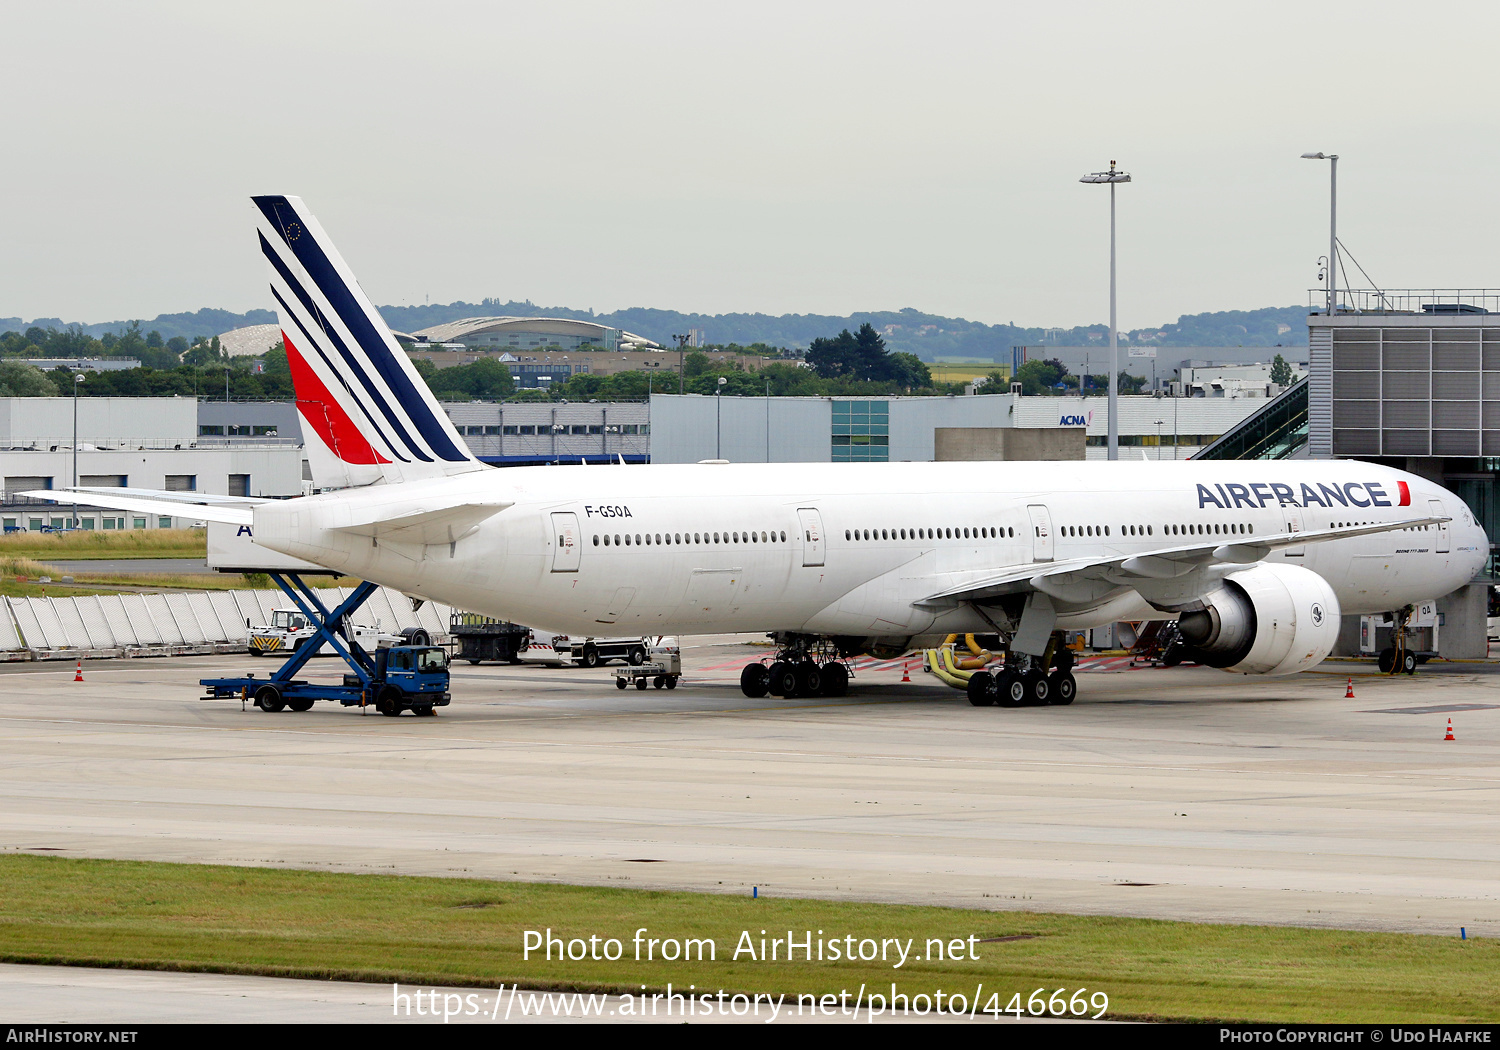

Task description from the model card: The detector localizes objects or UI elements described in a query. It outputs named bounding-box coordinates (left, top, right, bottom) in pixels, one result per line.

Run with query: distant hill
left=380, top=299, right=1312, bottom=359
left=2, top=301, right=1311, bottom=361
left=0, top=307, right=277, bottom=343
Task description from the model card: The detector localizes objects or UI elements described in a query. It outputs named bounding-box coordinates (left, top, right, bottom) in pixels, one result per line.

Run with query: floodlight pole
left=72, top=372, right=83, bottom=527
left=1328, top=156, right=1338, bottom=314
left=1301, top=152, right=1338, bottom=314
left=1080, top=162, right=1131, bottom=461
left=716, top=375, right=727, bottom=459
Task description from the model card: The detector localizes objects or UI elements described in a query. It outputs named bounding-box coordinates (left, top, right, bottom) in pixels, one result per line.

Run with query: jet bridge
left=1194, top=377, right=1309, bottom=461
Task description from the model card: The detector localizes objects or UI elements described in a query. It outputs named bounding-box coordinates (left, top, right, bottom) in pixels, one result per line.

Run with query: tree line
left=1, top=320, right=971, bottom=402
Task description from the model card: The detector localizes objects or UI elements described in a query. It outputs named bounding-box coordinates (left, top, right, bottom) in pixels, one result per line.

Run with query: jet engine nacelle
left=1176, top=564, right=1341, bottom=676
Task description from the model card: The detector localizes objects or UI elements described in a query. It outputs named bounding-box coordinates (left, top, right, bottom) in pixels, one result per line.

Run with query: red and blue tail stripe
left=252, top=195, right=481, bottom=487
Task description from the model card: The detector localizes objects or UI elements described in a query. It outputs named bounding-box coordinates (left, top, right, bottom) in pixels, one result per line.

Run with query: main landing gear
left=963, top=643, right=1076, bottom=708
left=740, top=641, right=851, bottom=699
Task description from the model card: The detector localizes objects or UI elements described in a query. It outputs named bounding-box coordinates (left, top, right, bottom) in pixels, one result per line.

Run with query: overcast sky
left=4, top=0, right=1499, bottom=330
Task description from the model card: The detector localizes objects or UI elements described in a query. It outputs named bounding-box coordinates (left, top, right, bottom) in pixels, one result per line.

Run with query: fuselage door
left=1026, top=504, right=1053, bottom=562
left=550, top=511, right=581, bottom=572
left=797, top=508, right=825, bottom=567
left=1282, top=503, right=1306, bottom=557
left=1429, top=499, right=1450, bottom=554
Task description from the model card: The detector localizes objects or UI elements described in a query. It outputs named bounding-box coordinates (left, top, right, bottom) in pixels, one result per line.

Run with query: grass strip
left=0, top=528, right=207, bottom=560
left=0, top=855, right=1493, bottom=1023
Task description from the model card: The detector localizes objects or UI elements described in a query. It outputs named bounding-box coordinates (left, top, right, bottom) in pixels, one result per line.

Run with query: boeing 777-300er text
left=31, top=196, right=1489, bottom=705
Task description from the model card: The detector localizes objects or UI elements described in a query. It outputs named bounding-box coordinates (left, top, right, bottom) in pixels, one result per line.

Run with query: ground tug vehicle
left=248, top=606, right=405, bottom=656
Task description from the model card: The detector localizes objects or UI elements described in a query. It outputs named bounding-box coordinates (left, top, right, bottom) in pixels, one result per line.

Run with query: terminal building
left=647, top=392, right=1264, bottom=464
left=0, top=397, right=303, bottom=531
left=1187, top=291, right=1499, bottom=656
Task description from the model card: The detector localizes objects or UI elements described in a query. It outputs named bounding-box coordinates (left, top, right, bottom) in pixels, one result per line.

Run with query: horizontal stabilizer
left=331, top=501, right=512, bottom=545
left=67, top=486, right=268, bottom=506
left=17, top=489, right=254, bottom=527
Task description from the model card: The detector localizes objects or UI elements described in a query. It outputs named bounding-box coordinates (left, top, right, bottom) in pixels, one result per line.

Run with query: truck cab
left=369, top=646, right=451, bottom=716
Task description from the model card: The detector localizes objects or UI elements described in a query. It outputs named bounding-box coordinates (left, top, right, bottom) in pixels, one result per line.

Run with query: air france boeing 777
left=34, top=196, right=1489, bottom=705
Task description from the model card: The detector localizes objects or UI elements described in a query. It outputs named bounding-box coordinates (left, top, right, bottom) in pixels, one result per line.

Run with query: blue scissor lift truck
left=201, top=574, right=450, bottom=717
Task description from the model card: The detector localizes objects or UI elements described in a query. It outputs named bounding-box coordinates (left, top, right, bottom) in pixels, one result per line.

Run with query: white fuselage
left=251, top=460, right=1488, bottom=644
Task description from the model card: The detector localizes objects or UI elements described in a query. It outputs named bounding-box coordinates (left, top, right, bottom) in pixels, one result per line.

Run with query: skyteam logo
left=1196, top=480, right=1411, bottom=510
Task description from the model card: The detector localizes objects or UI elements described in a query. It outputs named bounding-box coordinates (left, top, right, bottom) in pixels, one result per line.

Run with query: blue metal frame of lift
left=200, top=574, right=385, bottom=707
left=261, top=574, right=381, bottom=687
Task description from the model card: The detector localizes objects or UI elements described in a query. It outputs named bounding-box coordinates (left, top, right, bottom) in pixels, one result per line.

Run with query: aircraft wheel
left=819, top=661, right=849, bottom=697
left=767, top=661, right=796, bottom=697
left=1401, top=650, right=1417, bottom=675
left=615, top=677, right=627, bottom=690
left=467, top=658, right=482, bottom=665
left=796, top=662, right=823, bottom=697
left=966, top=671, right=994, bottom=707
left=1377, top=647, right=1395, bottom=673
left=254, top=684, right=284, bottom=712
left=996, top=671, right=1025, bottom=708
left=739, top=663, right=770, bottom=698
left=287, top=696, right=315, bottom=712
left=1049, top=672, right=1077, bottom=706
left=1024, top=669, right=1051, bottom=705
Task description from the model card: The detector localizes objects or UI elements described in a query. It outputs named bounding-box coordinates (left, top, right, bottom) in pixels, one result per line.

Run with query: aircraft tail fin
left=252, top=195, right=483, bottom=489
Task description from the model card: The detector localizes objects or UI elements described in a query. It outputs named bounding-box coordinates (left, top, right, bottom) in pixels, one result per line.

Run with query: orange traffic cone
left=1345, top=677, right=1355, bottom=699
left=74, top=658, right=83, bottom=683
left=901, top=660, right=912, bottom=683
left=1445, top=718, right=1455, bottom=742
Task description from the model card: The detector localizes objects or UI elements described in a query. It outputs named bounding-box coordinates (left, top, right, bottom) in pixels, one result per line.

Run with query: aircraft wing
left=16, top=488, right=256, bottom=526
left=920, top=515, right=1449, bottom=606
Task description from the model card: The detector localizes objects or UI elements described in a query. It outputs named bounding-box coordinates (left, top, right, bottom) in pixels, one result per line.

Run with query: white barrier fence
left=0, top=587, right=453, bottom=660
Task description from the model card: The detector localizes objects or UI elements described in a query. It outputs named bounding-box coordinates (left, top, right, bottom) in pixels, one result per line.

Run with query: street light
left=716, top=376, right=727, bottom=460
left=1080, top=161, right=1131, bottom=461
left=1301, top=152, right=1338, bottom=314
left=72, top=372, right=84, bottom=528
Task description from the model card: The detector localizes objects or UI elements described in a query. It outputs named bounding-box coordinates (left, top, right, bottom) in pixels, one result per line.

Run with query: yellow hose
left=925, top=644, right=972, bottom=690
